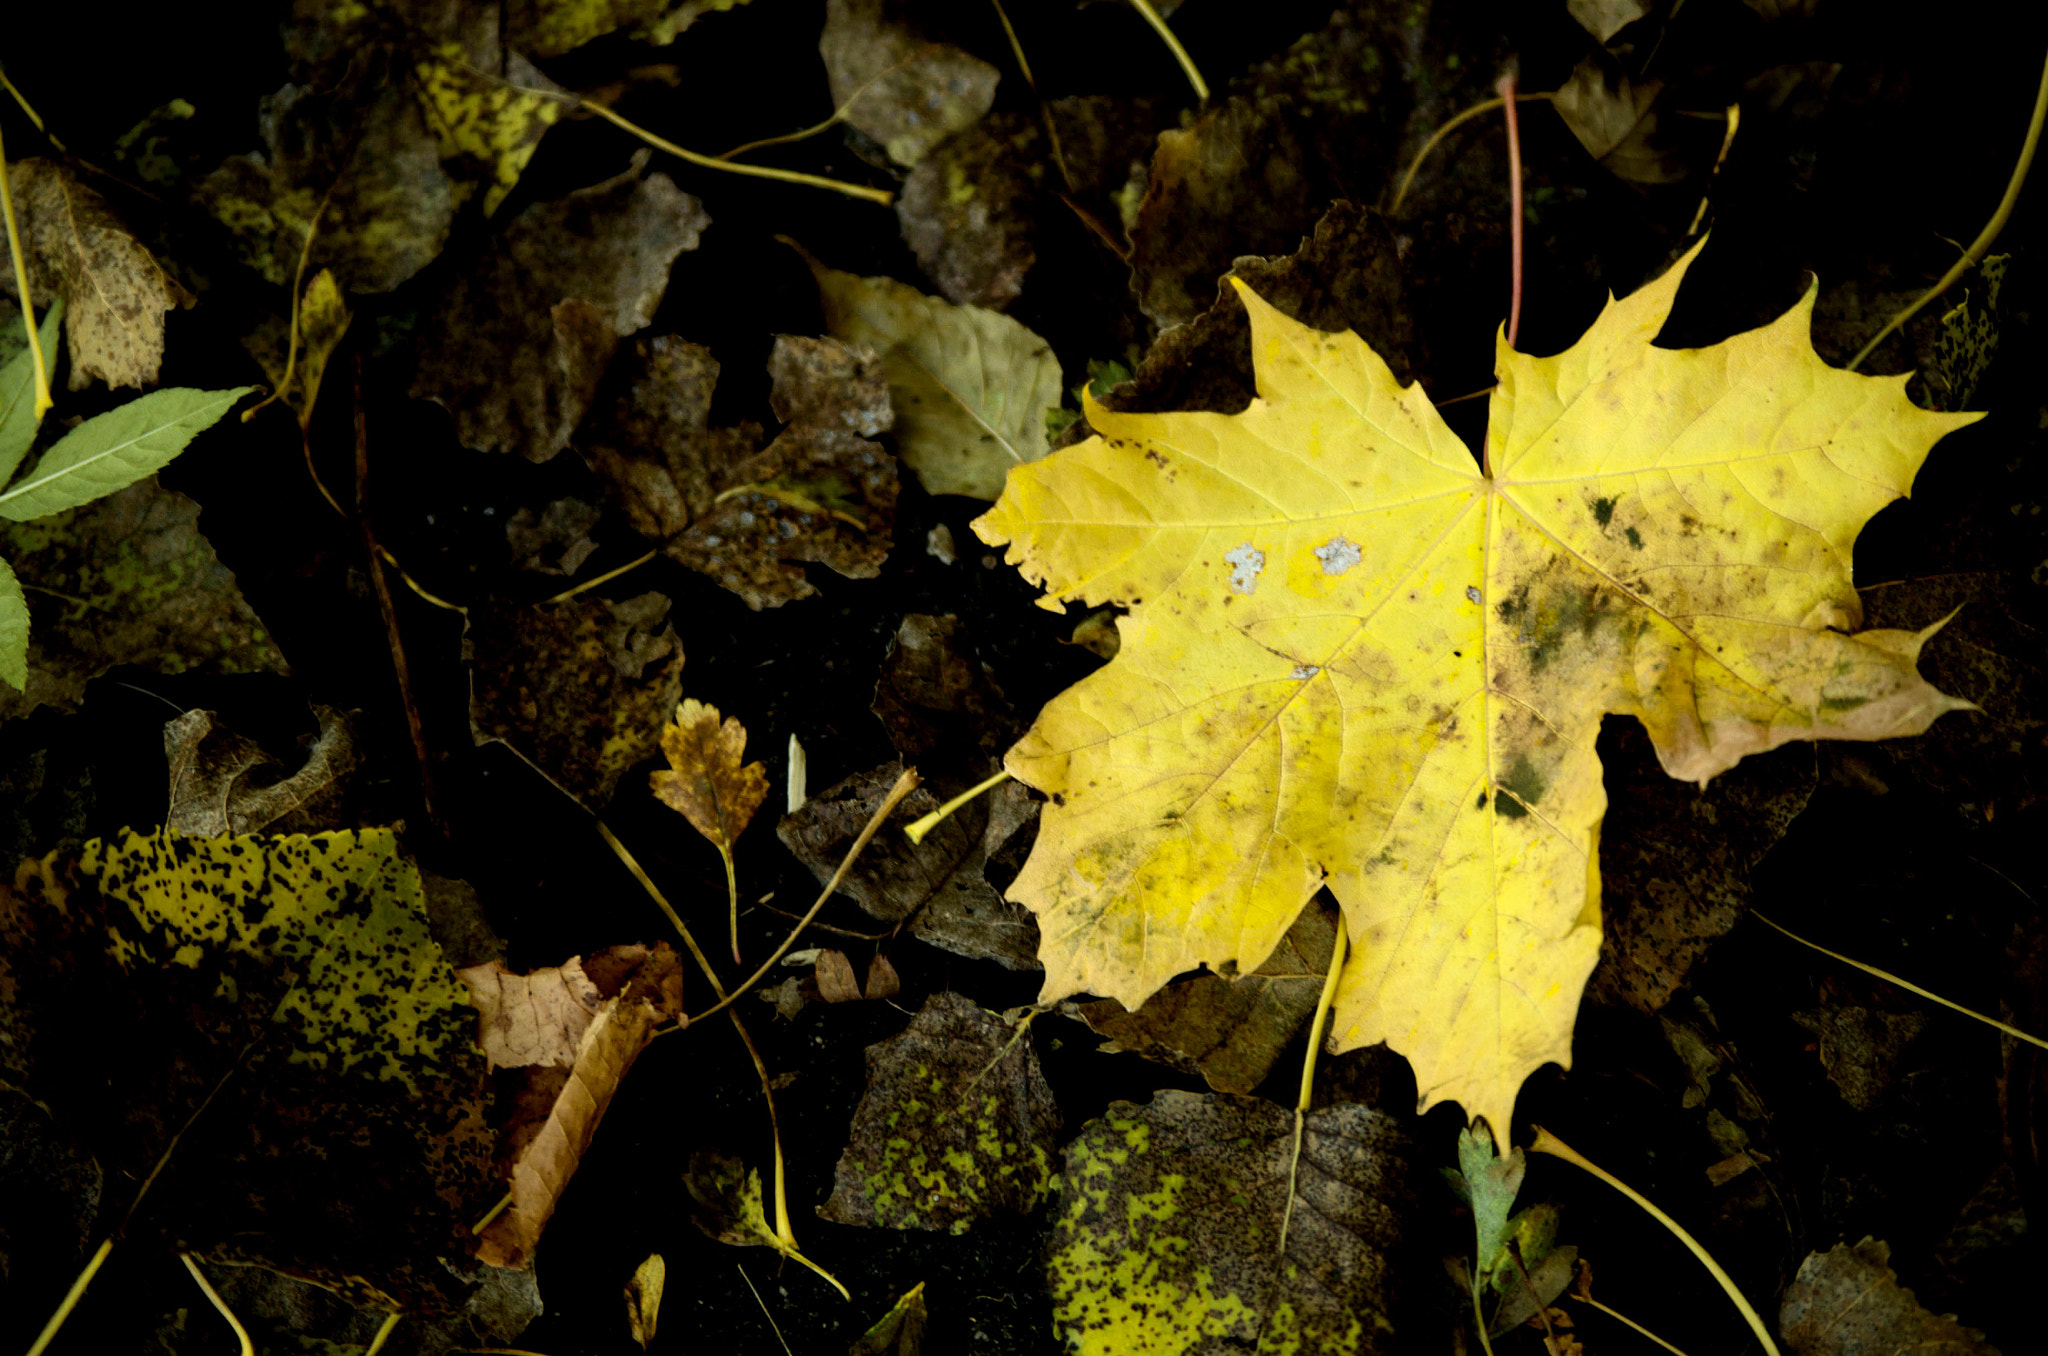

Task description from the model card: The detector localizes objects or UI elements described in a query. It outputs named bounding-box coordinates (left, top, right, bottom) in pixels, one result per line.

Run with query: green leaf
left=0, top=299, right=64, bottom=488
left=1459, top=1125, right=1525, bottom=1281
left=0, top=554, right=26, bottom=691
left=0, top=385, right=251, bottom=521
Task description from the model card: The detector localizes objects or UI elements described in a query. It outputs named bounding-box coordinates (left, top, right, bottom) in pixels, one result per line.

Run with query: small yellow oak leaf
left=974, top=240, right=1979, bottom=1135
left=651, top=699, right=768, bottom=852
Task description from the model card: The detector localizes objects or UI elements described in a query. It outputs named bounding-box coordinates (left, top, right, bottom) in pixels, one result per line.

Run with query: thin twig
left=1752, top=910, right=2048, bottom=1050
left=991, top=0, right=1077, bottom=195
left=1850, top=42, right=2048, bottom=370
left=737, top=1264, right=796, bottom=1356
left=685, top=767, right=920, bottom=1026
left=182, top=1256, right=256, bottom=1356
left=541, top=548, right=657, bottom=604
left=0, top=64, right=62, bottom=149
left=1128, top=0, right=1208, bottom=103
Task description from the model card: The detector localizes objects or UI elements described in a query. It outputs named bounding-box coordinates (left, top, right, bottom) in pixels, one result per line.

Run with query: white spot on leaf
left=1313, top=536, right=1363, bottom=575
left=1290, top=664, right=1321, bottom=679
left=1466, top=586, right=1482, bottom=604
left=1225, top=543, right=1265, bottom=594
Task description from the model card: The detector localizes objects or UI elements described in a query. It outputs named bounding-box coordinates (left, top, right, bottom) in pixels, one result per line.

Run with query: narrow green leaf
left=0, top=553, right=27, bottom=691
left=0, top=385, right=252, bottom=521
left=0, top=299, right=65, bottom=489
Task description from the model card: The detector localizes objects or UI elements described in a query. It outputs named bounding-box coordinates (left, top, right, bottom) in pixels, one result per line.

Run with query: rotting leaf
left=508, top=0, right=753, bottom=57
left=163, top=704, right=359, bottom=837
left=625, top=1252, right=665, bottom=1351
left=0, top=829, right=500, bottom=1309
left=769, top=334, right=893, bottom=438
left=1790, top=1004, right=1928, bottom=1111
left=651, top=699, right=770, bottom=857
left=1551, top=56, right=1687, bottom=186
left=850, top=1281, right=927, bottom=1356
left=0, top=159, right=195, bottom=390
left=242, top=268, right=354, bottom=431
left=778, top=762, right=1041, bottom=969
left=506, top=496, right=603, bottom=577
left=871, top=612, right=1018, bottom=774
left=684, top=1149, right=788, bottom=1249
left=0, top=477, right=286, bottom=722
left=975, top=241, right=1978, bottom=1134
left=411, top=40, right=567, bottom=216
left=810, top=260, right=1064, bottom=500
left=464, top=590, right=683, bottom=808
left=412, top=157, right=708, bottom=462
left=816, top=948, right=864, bottom=1003
left=1778, top=1237, right=1999, bottom=1355
left=1930, top=255, right=2007, bottom=412
left=1080, top=898, right=1339, bottom=1096
left=1049, top=1090, right=1417, bottom=1356
left=458, top=945, right=687, bottom=1269
left=820, top=0, right=999, bottom=168
left=895, top=111, right=1042, bottom=310
left=820, top=991, right=1059, bottom=1232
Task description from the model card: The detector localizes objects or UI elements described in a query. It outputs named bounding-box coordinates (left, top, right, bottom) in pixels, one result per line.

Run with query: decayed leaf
left=243, top=269, right=354, bottom=432
left=590, top=333, right=898, bottom=607
left=625, top=1252, right=665, bottom=1350
left=0, top=160, right=195, bottom=390
left=464, top=591, right=683, bottom=807
left=412, top=159, right=707, bottom=461
left=816, top=948, right=865, bottom=1002
left=1551, top=57, right=1686, bottom=185
left=1049, top=1091, right=1416, bottom=1355
left=163, top=705, right=359, bottom=837
left=778, top=762, right=1041, bottom=969
left=1930, top=256, right=2007, bottom=412
left=1567, top=0, right=1649, bottom=42
left=651, top=699, right=769, bottom=854
left=820, top=0, right=999, bottom=167
left=412, top=42, right=566, bottom=216
left=871, top=612, right=1018, bottom=773
left=1779, top=1238, right=1999, bottom=1355
left=0, top=477, right=287, bottom=721
left=850, top=1281, right=927, bottom=1356
left=896, top=111, right=1042, bottom=309
left=975, top=242, right=1978, bottom=1133
left=458, top=945, right=687, bottom=1269
left=1080, top=898, right=1339, bottom=1096
left=506, top=496, right=602, bottom=576
left=683, top=1149, right=787, bottom=1249
left=820, top=991, right=1059, bottom=1232
left=508, top=0, right=751, bottom=56
left=0, top=829, right=499, bottom=1308
left=811, top=261, right=1064, bottom=500
left=1790, top=1004, right=1928, bottom=1111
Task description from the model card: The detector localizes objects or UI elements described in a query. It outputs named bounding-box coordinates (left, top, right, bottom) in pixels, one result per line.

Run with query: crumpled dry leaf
left=464, top=590, right=684, bottom=808
left=0, top=829, right=499, bottom=1309
left=820, top=991, right=1059, bottom=1232
left=506, top=496, right=603, bottom=576
left=1779, top=1237, right=1999, bottom=1355
left=1125, top=3, right=1415, bottom=328
left=413, top=158, right=708, bottom=461
left=508, top=0, right=753, bottom=57
left=896, top=112, right=1042, bottom=309
left=459, top=945, right=688, bottom=1269
left=821, top=0, right=999, bottom=168
left=1791, top=1004, right=1929, bottom=1111
left=815, top=949, right=864, bottom=1003
left=1080, top=899, right=1339, bottom=1096
left=975, top=241, right=1977, bottom=1135
left=810, top=261, right=1063, bottom=499
left=1567, top=0, right=1649, bottom=42
left=625, top=1252, right=665, bottom=1351
left=651, top=698, right=769, bottom=855
left=778, top=762, right=1041, bottom=969
left=871, top=612, right=1017, bottom=774
left=163, top=704, right=359, bottom=837
left=0, top=159, right=195, bottom=390
left=0, top=477, right=287, bottom=724
left=1049, top=1091, right=1417, bottom=1355
left=592, top=333, right=898, bottom=607
left=1551, top=56, right=1687, bottom=185
left=411, top=39, right=566, bottom=216
left=683, top=1149, right=787, bottom=1249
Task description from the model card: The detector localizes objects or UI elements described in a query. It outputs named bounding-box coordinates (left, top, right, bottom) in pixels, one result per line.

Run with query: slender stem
left=1752, top=910, right=2048, bottom=1050
left=541, top=548, right=656, bottom=605
left=577, top=98, right=892, bottom=205
left=904, top=767, right=1011, bottom=844
left=242, top=194, right=330, bottom=423
left=990, top=0, right=1077, bottom=195
left=737, top=1264, right=798, bottom=1354
left=720, top=842, right=742, bottom=964
left=598, top=819, right=726, bottom=995
left=471, top=1189, right=516, bottom=1234
left=1128, top=0, right=1208, bottom=103
left=684, top=768, right=920, bottom=1026
left=1850, top=42, right=2048, bottom=370
left=0, top=124, right=53, bottom=419
left=363, top=1311, right=404, bottom=1356
left=1529, top=1126, right=1781, bottom=1356
left=1574, top=1291, right=1693, bottom=1356
left=1389, top=93, right=1555, bottom=217
left=1279, top=919, right=1349, bottom=1251
left=0, top=65, right=61, bottom=148
left=1497, top=74, right=1525, bottom=351
left=24, top=1238, right=113, bottom=1356
left=1471, top=1269, right=1498, bottom=1356
left=182, top=1255, right=256, bottom=1356
left=1687, top=103, right=1741, bottom=236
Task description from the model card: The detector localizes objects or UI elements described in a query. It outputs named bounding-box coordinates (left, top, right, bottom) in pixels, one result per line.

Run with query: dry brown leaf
left=1551, top=57, right=1686, bottom=185
left=625, top=1252, right=665, bottom=1351
left=459, top=945, right=687, bottom=1269
left=0, top=159, right=195, bottom=390
left=651, top=699, right=769, bottom=855
left=866, top=954, right=902, bottom=1002
left=768, top=334, right=893, bottom=437
left=163, top=705, right=359, bottom=837
left=816, top=949, right=864, bottom=1003
left=1779, top=1237, right=1999, bottom=1355
left=820, top=0, right=999, bottom=168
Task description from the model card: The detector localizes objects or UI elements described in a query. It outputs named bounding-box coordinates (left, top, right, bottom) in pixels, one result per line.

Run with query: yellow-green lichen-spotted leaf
left=413, top=43, right=566, bottom=215
left=974, top=239, right=1981, bottom=1135
left=1050, top=1091, right=1415, bottom=1356
left=820, top=991, right=1059, bottom=1233
left=70, top=828, right=475, bottom=1091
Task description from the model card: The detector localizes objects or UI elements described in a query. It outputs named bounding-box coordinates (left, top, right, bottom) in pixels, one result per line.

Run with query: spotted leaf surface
left=974, top=241, right=1979, bottom=1133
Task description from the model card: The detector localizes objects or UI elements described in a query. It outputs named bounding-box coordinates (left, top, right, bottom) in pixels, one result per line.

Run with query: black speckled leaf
left=0, top=829, right=500, bottom=1312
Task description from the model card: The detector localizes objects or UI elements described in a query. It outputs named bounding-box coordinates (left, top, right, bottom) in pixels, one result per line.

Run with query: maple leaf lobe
left=976, top=242, right=1978, bottom=1134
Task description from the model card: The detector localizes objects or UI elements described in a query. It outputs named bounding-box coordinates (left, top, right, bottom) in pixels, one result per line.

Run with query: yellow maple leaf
left=974, top=242, right=1978, bottom=1134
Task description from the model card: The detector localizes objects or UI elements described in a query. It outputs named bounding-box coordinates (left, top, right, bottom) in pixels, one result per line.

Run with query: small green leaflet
left=0, top=299, right=65, bottom=487
left=0, top=385, right=252, bottom=521
left=1457, top=1125, right=1525, bottom=1282
left=0, top=555, right=25, bottom=690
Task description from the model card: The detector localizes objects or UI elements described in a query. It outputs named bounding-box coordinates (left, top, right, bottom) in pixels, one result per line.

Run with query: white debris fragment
left=1313, top=536, right=1363, bottom=575
left=1225, top=542, right=1266, bottom=594
left=1290, top=664, right=1321, bottom=679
